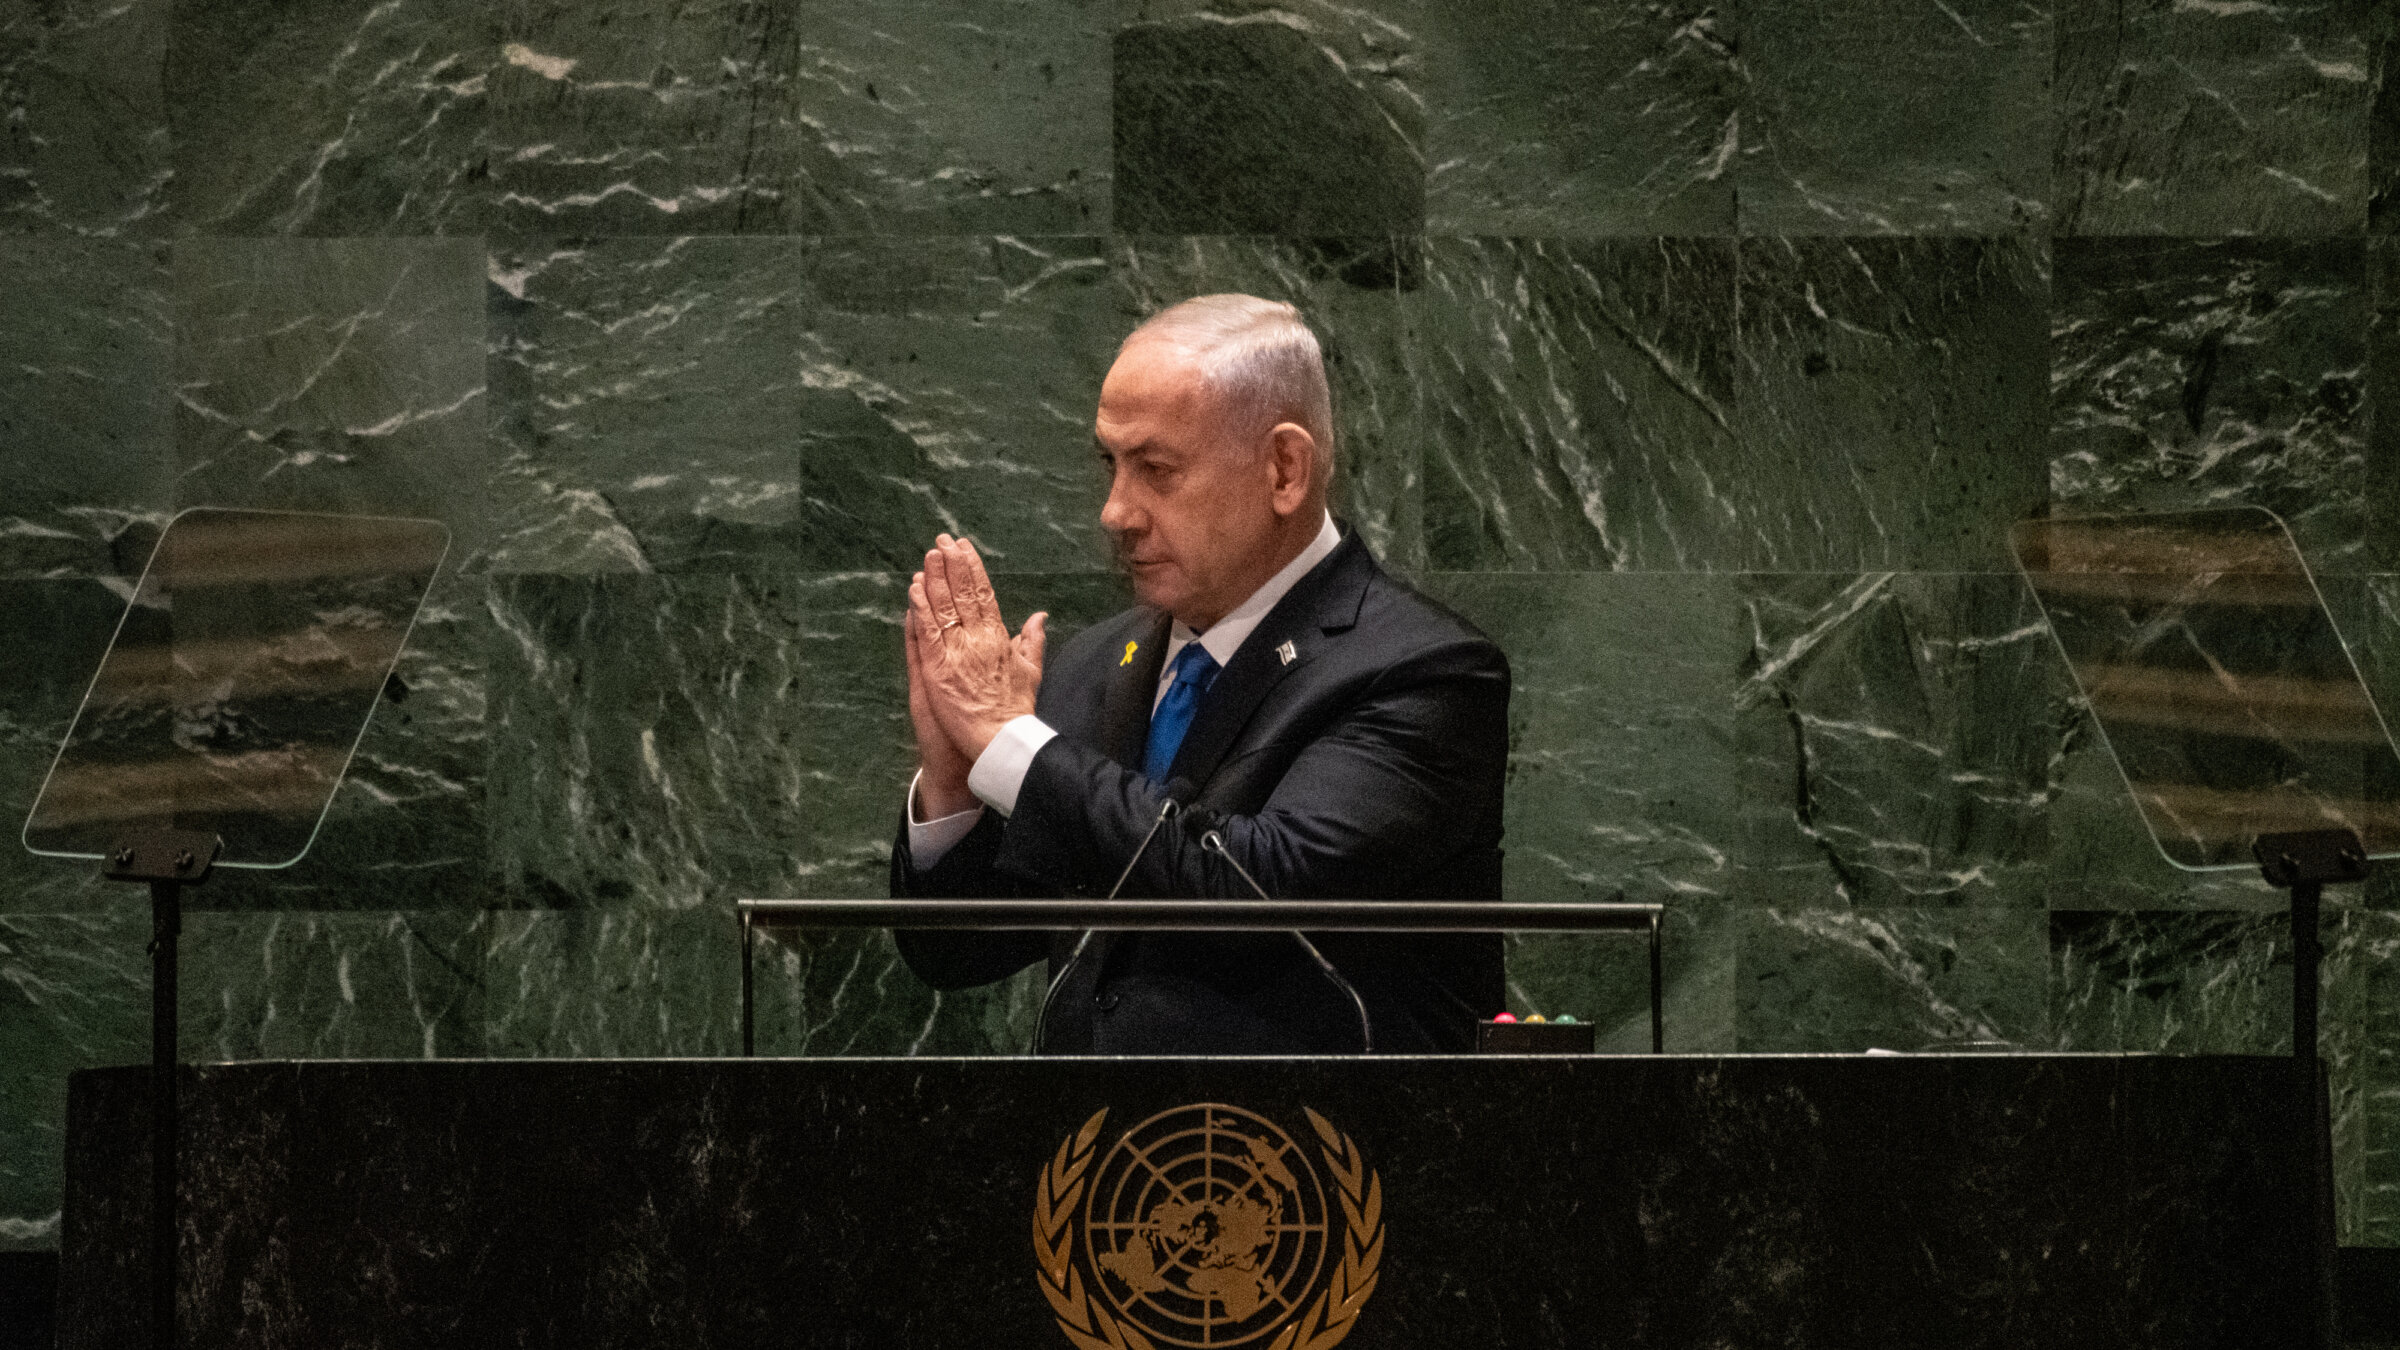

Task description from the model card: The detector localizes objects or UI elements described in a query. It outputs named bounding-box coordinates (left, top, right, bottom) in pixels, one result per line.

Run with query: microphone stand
left=1034, top=795, right=1181, bottom=1052
left=1202, top=830, right=1374, bottom=1054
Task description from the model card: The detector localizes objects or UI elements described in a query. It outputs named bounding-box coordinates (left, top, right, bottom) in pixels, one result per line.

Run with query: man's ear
left=1265, top=423, right=1315, bottom=516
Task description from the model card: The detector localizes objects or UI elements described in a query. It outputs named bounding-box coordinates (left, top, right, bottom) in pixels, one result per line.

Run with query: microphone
left=1035, top=781, right=1195, bottom=1053
left=1105, top=781, right=1195, bottom=899
left=1199, top=829, right=1374, bottom=1055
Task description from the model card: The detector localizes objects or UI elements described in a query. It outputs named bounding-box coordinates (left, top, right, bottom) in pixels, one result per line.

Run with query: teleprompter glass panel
left=2012, top=508, right=2400, bottom=871
left=22, top=508, right=448, bottom=869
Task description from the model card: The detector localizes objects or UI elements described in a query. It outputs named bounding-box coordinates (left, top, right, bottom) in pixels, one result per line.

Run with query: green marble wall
left=2, top=0, right=2396, bottom=1253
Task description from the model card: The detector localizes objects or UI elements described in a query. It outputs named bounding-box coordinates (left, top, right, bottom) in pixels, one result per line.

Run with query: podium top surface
left=738, top=897, right=1664, bottom=931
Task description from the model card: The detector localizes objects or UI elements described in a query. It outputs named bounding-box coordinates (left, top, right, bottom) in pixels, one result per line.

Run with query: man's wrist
left=966, top=714, right=1058, bottom=817
left=959, top=723, right=998, bottom=763
left=913, top=770, right=978, bottom=821
left=905, top=768, right=984, bottom=869
left=957, top=707, right=1034, bottom=763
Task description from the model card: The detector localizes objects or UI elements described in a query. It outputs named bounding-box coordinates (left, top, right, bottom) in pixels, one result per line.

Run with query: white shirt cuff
left=967, top=715, right=1058, bottom=818
left=905, top=768, right=984, bottom=869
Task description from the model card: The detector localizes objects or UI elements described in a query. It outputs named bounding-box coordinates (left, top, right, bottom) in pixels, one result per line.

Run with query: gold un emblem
left=1034, top=1103, right=1385, bottom=1350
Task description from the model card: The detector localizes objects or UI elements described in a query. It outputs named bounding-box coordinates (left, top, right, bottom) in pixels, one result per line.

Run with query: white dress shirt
left=906, top=511, right=1343, bottom=866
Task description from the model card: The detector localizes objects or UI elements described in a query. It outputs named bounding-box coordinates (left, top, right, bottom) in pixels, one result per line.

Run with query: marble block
left=177, top=910, right=484, bottom=1062
left=2371, top=241, right=2400, bottom=566
left=486, top=0, right=806, bottom=234
left=172, top=237, right=488, bottom=557
left=485, top=236, right=805, bottom=574
left=1408, top=0, right=1738, bottom=235
left=0, top=908, right=145, bottom=1253
left=166, top=0, right=492, bottom=235
left=2367, top=908, right=2400, bottom=1244
left=487, top=566, right=1137, bottom=912
left=2054, top=0, right=2373, bottom=235
left=0, top=580, right=151, bottom=915
left=0, top=239, right=171, bottom=579
left=2050, top=237, right=2368, bottom=573
left=1737, top=906, right=2051, bottom=1052
left=799, top=0, right=1113, bottom=234
left=1426, top=572, right=1739, bottom=907
left=2375, top=14, right=2398, bottom=233
left=1733, top=235, right=2048, bottom=571
left=2326, top=908, right=2397, bottom=1246
left=800, top=235, right=1118, bottom=572
left=0, top=0, right=169, bottom=235
left=2050, top=910, right=2295, bottom=1057
left=1411, top=237, right=1739, bottom=571
left=474, top=909, right=739, bottom=1057
left=750, top=927, right=1046, bottom=1057
left=1736, top=573, right=2068, bottom=909
left=181, top=908, right=738, bottom=1061
left=484, top=572, right=809, bottom=910
left=1113, top=0, right=1423, bottom=235
left=115, top=238, right=494, bottom=909
left=1737, top=0, right=2050, bottom=235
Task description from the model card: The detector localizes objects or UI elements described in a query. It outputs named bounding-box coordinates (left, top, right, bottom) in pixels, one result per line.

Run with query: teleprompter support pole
left=2253, top=828, right=2367, bottom=1350
left=1649, top=913, right=1664, bottom=1054
left=2295, top=874, right=2320, bottom=1068
left=149, top=876, right=178, bottom=1350
left=740, top=907, right=755, bottom=1058
left=104, top=830, right=219, bottom=1350
left=2253, top=830, right=2366, bottom=1072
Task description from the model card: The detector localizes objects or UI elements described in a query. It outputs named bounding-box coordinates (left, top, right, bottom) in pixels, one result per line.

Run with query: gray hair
left=1122, top=294, right=1336, bottom=483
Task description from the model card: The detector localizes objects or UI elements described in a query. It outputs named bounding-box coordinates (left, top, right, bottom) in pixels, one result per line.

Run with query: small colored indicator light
left=1554, top=1015, right=1578, bottom=1025
left=1525, top=1015, right=1547, bottom=1024
left=1492, top=1012, right=1517, bottom=1023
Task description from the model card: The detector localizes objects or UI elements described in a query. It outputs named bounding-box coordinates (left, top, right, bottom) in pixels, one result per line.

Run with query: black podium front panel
left=61, top=1056, right=2312, bottom=1348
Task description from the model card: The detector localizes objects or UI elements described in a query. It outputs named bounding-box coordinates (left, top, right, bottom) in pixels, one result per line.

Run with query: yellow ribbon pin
left=1120, top=640, right=1138, bottom=666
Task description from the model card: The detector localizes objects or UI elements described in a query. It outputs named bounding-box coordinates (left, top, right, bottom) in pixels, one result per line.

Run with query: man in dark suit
left=892, top=295, right=1509, bottom=1054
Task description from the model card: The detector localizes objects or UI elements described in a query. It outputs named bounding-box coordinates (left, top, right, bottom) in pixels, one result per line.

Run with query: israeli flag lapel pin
left=1275, top=639, right=1297, bottom=666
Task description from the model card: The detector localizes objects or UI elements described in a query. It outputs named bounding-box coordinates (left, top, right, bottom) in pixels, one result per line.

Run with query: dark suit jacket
left=890, top=528, right=1510, bottom=1054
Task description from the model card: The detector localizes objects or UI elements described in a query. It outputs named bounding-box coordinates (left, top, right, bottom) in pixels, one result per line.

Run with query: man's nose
left=1099, top=480, right=1141, bottom=535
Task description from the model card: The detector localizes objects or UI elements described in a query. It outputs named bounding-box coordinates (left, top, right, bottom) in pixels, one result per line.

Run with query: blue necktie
left=1142, top=642, right=1222, bottom=781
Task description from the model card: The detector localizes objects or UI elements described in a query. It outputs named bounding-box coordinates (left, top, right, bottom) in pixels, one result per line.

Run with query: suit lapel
left=1098, top=610, right=1171, bottom=770
left=1163, top=530, right=1376, bottom=789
